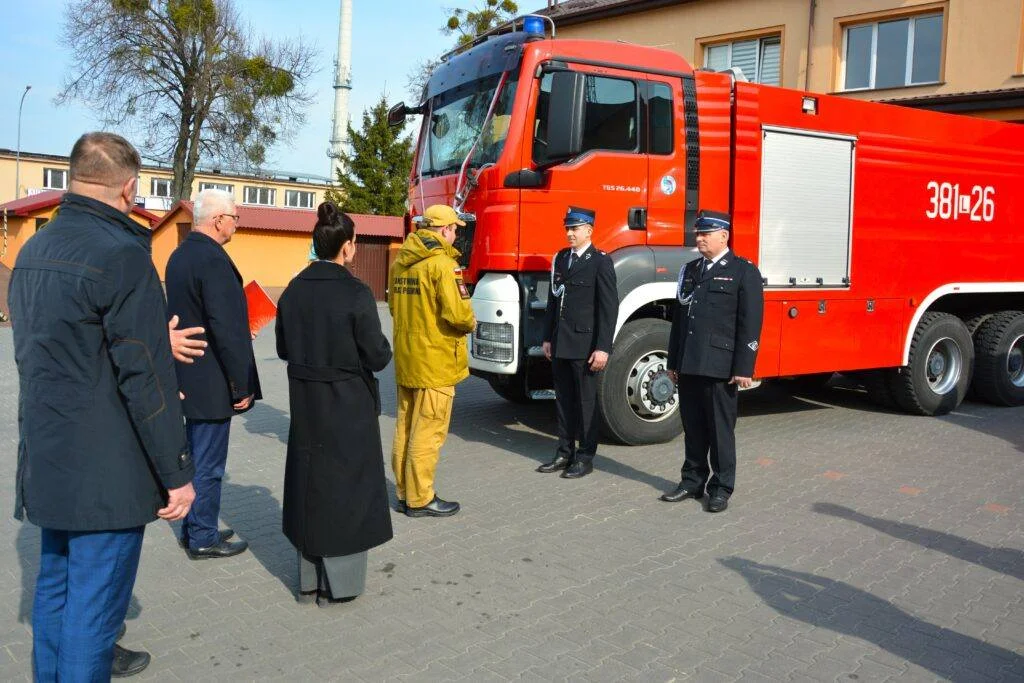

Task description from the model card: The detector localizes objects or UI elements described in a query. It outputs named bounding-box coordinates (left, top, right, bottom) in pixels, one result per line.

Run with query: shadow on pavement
left=218, top=481, right=294, bottom=592
left=720, top=557, right=1022, bottom=681
left=239, top=401, right=290, bottom=445
left=448, top=388, right=678, bottom=492
left=812, top=503, right=1024, bottom=581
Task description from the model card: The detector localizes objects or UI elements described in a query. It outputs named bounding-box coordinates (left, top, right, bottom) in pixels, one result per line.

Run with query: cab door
left=644, top=78, right=688, bottom=247
left=517, top=65, right=649, bottom=273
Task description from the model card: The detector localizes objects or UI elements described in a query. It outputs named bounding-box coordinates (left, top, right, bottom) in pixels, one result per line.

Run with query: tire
left=963, top=313, right=993, bottom=401
left=891, top=312, right=973, bottom=416
left=862, top=369, right=900, bottom=410
left=487, top=371, right=534, bottom=404
left=971, top=310, right=1024, bottom=406
left=597, top=319, right=682, bottom=445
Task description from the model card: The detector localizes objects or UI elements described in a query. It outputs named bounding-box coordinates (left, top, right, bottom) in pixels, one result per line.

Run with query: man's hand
left=588, top=350, right=609, bottom=371
left=233, top=395, right=253, bottom=411
left=667, top=370, right=678, bottom=384
left=168, top=315, right=206, bottom=364
left=158, top=482, right=195, bottom=521
left=730, top=376, right=755, bottom=389
left=542, top=341, right=552, bottom=360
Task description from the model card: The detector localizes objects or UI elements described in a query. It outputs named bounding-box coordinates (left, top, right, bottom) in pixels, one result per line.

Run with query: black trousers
left=552, top=357, right=600, bottom=462
left=678, top=374, right=738, bottom=497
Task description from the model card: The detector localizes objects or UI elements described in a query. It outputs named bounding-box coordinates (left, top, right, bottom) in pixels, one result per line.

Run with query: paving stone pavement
left=0, top=306, right=1021, bottom=682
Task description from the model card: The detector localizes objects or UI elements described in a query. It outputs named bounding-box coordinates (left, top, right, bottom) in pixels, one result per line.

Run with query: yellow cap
left=422, top=205, right=466, bottom=228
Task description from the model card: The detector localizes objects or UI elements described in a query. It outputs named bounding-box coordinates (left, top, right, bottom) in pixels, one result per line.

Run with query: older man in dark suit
left=538, top=206, right=619, bottom=479
left=166, top=188, right=261, bottom=559
left=661, top=210, right=764, bottom=513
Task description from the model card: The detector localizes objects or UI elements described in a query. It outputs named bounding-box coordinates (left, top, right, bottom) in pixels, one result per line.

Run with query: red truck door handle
left=628, top=207, right=647, bottom=230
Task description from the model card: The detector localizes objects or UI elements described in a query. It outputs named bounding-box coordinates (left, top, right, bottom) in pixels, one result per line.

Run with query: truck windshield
left=419, top=74, right=518, bottom=177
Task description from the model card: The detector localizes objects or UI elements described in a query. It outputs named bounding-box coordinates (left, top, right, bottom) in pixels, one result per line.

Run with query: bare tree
left=406, top=0, right=518, bottom=103
left=58, top=0, right=317, bottom=200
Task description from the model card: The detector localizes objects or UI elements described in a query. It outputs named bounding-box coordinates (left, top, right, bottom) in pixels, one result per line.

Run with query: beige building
left=0, top=148, right=333, bottom=215
left=540, top=0, right=1024, bottom=122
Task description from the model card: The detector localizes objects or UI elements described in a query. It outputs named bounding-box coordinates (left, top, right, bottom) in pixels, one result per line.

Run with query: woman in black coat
left=276, top=202, right=393, bottom=607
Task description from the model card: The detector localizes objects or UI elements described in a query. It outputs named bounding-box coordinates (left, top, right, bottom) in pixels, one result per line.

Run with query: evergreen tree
left=326, top=97, right=413, bottom=216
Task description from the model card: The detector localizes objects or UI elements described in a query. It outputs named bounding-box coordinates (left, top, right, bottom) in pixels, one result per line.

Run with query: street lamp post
left=15, top=85, right=32, bottom=199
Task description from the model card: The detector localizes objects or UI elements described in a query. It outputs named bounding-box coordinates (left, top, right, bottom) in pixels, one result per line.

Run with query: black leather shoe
left=317, top=595, right=358, bottom=608
left=659, top=484, right=704, bottom=502
left=537, top=455, right=571, bottom=473
left=405, top=496, right=460, bottom=517
left=296, top=590, right=318, bottom=605
left=111, top=644, right=150, bottom=678
left=395, top=499, right=406, bottom=513
left=186, top=539, right=249, bottom=560
left=706, top=495, right=729, bottom=513
left=178, top=528, right=234, bottom=549
left=561, top=460, right=593, bottom=479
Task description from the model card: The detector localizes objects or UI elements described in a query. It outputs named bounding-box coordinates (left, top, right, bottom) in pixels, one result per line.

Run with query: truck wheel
left=962, top=313, right=992, bottom=400
left=597, top=319, right=682, bottom=445
left=892, top=312, right=973, bottom=416
left=971, top=311, right=1024, bottom=406
left=862, top=369, right=899, bottom=410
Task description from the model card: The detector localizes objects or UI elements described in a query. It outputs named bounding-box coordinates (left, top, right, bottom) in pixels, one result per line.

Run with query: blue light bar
left=523, top=15, right=545, bottom=36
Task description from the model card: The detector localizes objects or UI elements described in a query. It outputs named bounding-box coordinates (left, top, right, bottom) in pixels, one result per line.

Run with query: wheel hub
left=924, top=337, right=962, bottom=395
left=625, top=352, right=677, bottom=421
left=1008, top=334, right=1024, bottom=388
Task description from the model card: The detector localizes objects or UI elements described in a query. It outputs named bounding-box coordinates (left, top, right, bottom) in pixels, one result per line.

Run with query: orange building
left=152, top=202, right=404, bottom=299
left=0, top=191, right=160, bottom=271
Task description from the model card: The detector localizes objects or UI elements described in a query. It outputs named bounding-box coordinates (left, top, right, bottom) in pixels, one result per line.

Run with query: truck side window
left=648, top=82, right=673, bottom=155
left=581, top=76, right=638, bottom=154
left=532, top=73, right=554, bottom=164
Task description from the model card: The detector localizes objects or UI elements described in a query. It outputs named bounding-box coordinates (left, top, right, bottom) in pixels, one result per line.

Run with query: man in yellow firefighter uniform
left=388, top=205, right=476, bottom=517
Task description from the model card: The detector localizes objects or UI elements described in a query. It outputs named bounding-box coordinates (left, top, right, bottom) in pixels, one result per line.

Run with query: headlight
left=475, top=322, right=514, bottom=343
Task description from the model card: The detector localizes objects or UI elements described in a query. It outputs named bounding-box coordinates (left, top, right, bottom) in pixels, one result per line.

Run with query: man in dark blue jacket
left=166, top=188, right=261, bottom=559
left=10, top=132, right=196, bottom=680
left=661, top=210, right=764, bottom=513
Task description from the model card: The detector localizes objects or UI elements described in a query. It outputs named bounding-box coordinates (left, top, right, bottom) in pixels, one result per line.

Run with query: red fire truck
left=389, top=17, right=1024, bottom=445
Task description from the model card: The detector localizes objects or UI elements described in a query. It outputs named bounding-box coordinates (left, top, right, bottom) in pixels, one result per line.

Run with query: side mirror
left=545, top=71, right=585, bottom=160
left=387, top=102, right=409, bottom=128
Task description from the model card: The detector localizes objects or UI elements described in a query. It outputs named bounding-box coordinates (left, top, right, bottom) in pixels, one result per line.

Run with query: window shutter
left=705, top=44, right=730, bottom=71
left=759, top=38, right=781, bottom=85
left=730, top=39, right=759, bottom=82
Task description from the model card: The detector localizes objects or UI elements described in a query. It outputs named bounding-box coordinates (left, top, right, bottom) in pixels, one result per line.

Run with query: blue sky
left=0, top=0, right=536, bottom=179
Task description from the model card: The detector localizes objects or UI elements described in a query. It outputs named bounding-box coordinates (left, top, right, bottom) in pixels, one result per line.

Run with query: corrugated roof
left=536, top=0, right=696, bottom=24
left=155, top=201, right=404, bottom=238
left=0, top=191, right=162, bottom=226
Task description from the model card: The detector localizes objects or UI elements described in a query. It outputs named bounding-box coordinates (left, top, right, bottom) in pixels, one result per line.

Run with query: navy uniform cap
left=564, top=206, right=596, bottom=227
left=694, top=209, right=731, bottom=233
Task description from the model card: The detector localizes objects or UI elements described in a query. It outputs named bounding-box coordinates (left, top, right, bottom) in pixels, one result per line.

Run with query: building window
left=842, top=12, right=943, bottom=90
left=199, top=182, right=233, bottom=193
left=243, top=186, right=276, bottom=206
left=151, top=177, right=172, bottom=197
left=43, top=168, right=67, bottom=190
left=704, top=35, right=781, bottom=86
left=285, top=190, right=315, bottom=208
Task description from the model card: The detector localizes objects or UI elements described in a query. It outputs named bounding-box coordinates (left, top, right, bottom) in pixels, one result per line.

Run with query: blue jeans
left=33, top=526, right=145, bottom=682
left=183, top=418, right=231, bottom=549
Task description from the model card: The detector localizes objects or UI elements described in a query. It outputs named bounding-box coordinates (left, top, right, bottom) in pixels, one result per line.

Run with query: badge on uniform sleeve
left=455, top=269, right=470, bottom=299
left=747, top=341, right=759, bottom=351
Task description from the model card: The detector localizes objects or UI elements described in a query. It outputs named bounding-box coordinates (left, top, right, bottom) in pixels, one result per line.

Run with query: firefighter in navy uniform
left=661, top=210, right=764, bottom=512
left=538, top=207, right=619, bottom=479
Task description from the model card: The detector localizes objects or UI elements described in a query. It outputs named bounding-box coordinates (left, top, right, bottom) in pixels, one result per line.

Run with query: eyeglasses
left=216, top=213, right=240, bottom=222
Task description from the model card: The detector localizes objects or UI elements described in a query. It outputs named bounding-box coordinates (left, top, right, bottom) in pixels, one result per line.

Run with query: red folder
left=244, top=280, right=277, bottom=334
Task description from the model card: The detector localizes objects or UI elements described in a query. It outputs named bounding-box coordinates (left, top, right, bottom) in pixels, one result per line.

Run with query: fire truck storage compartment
left=758, top=128, right=854, bottom=288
